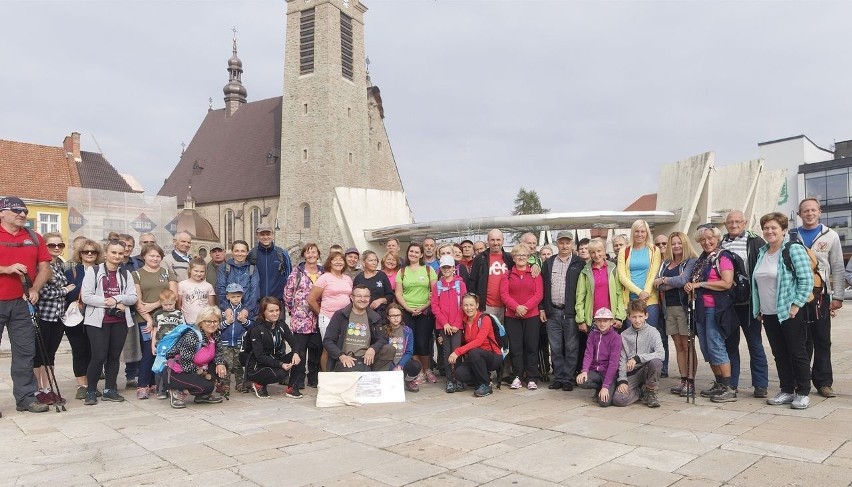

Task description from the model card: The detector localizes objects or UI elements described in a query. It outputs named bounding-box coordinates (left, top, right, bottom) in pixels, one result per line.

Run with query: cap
left=439, top=255, right=455, bottom=268
left=225, top=283, right=245, bottom=294
left=256, top=223, right=273, bottom=233
left=556, top=231, right=574, bottom=241
left=0, top=196, right=26, bottom=211
left=210, top=244, right=224, bottom=252
left=460, top=239, right=474, bottom=246
left=593, top=307, right=614, bottom=320
left=345, top=247, right=359, bottom=256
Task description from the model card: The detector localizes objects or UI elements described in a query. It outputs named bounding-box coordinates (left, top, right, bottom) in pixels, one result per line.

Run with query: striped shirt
left=722, top=233, right=749, bottom=275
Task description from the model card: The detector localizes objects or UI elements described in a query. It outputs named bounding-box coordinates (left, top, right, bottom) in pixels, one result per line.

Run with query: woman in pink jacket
left=500, top=244, right=543, bottom=390
left=430, top=255, right=467, bottom=393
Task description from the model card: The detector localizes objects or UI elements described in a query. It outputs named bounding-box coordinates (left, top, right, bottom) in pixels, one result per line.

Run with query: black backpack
left=713, top=249, right=749, bottom=305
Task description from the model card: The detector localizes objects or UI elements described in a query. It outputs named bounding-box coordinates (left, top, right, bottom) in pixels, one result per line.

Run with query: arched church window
left=224, top=209, right=235, bottom=248
left=249, top=206, right=261, bottom=247
left=303, top=204, right=311, bottom=229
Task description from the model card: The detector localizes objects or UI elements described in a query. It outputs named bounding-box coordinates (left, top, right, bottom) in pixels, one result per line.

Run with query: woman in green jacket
left=576, top=239, right=625, bottom=332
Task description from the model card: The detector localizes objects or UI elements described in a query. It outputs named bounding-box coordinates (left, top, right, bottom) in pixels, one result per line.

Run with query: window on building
left=823, top=210, right=852, bottom=244
left=302, top=204, right=311, bottom=229
left=224, top=209, right=235, bottom=248
left=300, top=8, right=315, bottom=75
left=38, top=213, right=60, bottom=235
left=805, top=168, right=852, bottom=206
left=340, top=12, right=353, bottom=80
left=249, top=206, right=261, bottom=247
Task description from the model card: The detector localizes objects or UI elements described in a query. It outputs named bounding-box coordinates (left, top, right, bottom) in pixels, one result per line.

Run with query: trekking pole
left=21, top=275, right=66, bottom=412
left=686, top=289, right=696, bottom=405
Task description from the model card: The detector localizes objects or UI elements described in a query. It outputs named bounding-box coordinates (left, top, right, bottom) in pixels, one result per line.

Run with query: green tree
left=510, top=187, right=549, bottom=243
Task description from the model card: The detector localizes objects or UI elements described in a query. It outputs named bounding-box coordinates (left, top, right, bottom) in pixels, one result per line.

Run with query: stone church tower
left=277, top=0, right=408, bottom=252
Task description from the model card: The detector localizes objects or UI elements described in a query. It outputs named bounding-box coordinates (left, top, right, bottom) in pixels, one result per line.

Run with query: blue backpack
left=477, top=313, right=508, bottom=358
left=152, top=324, right=203, bottom=373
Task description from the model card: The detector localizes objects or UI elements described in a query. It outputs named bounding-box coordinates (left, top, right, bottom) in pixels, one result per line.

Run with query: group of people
left=0, top=195, right=843, bottom=414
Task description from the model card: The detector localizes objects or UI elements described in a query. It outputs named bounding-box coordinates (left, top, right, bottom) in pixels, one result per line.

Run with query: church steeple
left=223, top=28, right=247, bottom=117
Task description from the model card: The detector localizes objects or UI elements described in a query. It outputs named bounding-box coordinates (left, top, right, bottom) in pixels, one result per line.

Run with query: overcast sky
left=3, top=0, right=851, bottom=223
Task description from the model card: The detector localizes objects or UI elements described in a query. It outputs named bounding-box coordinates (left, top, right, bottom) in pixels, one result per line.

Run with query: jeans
left=626, top=304, right=667, bottom=374
left=804, top=299, right=833, bottom=388
left=546, top=311, right=579, bottom=383
left=137, top=325, right=155, bottom=388
left=579, top=370, right=615, bottom=407
left=612, top=358, right=662, bottom=406
left=763, top=313, right=810, bottom=396
left=0, top=299, right=39, bottom=407
left=727, top=304, right=769, bottom=388
left=696, top=307, right=729, bottom=366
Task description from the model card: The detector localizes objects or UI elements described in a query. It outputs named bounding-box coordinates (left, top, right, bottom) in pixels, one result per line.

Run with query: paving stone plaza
left=1, top=314, right=851, bottom=486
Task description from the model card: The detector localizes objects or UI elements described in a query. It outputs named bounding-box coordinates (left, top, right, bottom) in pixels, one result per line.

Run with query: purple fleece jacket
left=581, top=326, right=622, bottom=389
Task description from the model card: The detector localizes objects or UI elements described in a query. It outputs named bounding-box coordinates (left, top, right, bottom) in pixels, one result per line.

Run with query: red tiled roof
left=623, top=193, right=657, bottom=211
left=0, top=139, right=81, bottom=202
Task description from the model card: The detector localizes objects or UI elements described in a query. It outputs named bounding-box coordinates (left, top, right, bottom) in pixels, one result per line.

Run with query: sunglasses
left=696, top=223, right=715, bottom=230
left=47, top=243, right=66, bottom=250
left=140, top=240, right=155, bottom=245
left=654, top=242, right=667, bottom=247
left=4, top=207, right=28, bottom=215
left=107, top=239, right=127, bottom=247
left=81, top=249, right=99, bottom=256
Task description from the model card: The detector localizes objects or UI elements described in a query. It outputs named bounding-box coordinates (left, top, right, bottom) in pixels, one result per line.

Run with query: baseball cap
left=210, top=244, right=224, bottom=252
left=345, top=247, right=359, bottom=256
left=439, top=255, right=455, bottom=268
left=556, top=231, right=574, bottom=241
left=460, top=239, right=474, bottom=246
left=256, top=223, right=273, bottom=233
left=0, top=196, right=26, bottom=211
left=225, top=283, right=245, bottom=294
left=593, top=307, right=614, bottom=320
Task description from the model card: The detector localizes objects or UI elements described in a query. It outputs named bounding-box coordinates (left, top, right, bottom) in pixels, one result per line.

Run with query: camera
left=105, top=307, right=125, bottom=318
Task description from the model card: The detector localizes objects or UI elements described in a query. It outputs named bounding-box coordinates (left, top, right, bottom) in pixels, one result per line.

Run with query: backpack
left=781, top=241, right=824, bottom=303
left=0, top=227, right=40, bottom=249
left=477, top=313, right=508, bottom=358
left=712, top=249, right=750, bottom=305
left=224, top=261, right=255, bottom=278
left=151, top=324, right=203, bottom=373
left=238, top=328, right=253, bottom=366
left=249, top=246, right=288, bottom=275
left=436, top=278, right=462, bottom=308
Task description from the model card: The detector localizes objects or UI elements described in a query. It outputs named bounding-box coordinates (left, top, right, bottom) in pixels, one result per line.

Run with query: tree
left=510, top=187, right=549, bottom=243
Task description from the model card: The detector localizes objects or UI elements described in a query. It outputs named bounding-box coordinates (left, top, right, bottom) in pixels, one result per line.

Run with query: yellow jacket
left=617, top=243, right=661, bottom=306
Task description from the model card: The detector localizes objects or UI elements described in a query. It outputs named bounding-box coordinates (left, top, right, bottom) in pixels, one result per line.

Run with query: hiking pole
left=21, top=275, right=66, bottom=412
left=686, top=289, right=696, bottom=405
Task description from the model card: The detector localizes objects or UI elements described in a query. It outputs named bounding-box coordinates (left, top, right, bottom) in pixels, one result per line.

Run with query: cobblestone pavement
left=1, top=314, right=851, bottom=486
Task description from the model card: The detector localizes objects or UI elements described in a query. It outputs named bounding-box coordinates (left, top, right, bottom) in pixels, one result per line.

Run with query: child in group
left=219, top=282, right=253, bottom=396
left=430, top=255, right=467, bottom=393
left=613, top=299, right=665, bottom=408
left=178, top=257, right=216, bottom=325
left=576, top=307, right=622, bottom=407
left=151, top=289, right=185, bottom=399
left=383, top=303, right=421, bottom=392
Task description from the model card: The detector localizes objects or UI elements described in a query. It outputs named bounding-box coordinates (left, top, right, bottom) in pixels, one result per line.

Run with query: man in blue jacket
left=250, top=223, right=292, bottom=301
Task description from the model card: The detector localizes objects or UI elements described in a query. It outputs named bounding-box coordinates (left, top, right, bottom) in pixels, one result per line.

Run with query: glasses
left=696, top=223, right=715, bottom=230
left=387, top=313, right=403, bottom=318
left=47, top=243, right=66, bottom=250
left=81, top=249, right=99, bottom=255
left=107, top=239, right=127, bottom=247
left=198, top=319, right=218, bottom=325
left=5, top=207, right=28, bottom=215
left=726, top=220, right=745, bottom=225
left=654, top=242, right=667, bottom=247
left=140, top=240, right=155, bottom=245
left=514, top=253, right=529, bottom=258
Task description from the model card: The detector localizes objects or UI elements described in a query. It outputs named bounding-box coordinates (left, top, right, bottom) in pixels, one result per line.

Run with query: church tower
left=278, top=0, right=408, bottom=252
left=223, top=33, right=247, bottom=117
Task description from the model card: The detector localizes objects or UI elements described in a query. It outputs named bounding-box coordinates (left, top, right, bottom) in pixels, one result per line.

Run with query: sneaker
left=710, top=386, right=737, bottom=403
left=753, top=386, right=768, bottom=398
left=562, top=382, right=574, bottom=391
left=36, top=391, right=54, bottom=405
left=700, top=381, right=725, bottom=397
left=83, top=391, right=98, bottom=406
left=791, top=394, right=811, bottom=410
left=527, top=381, right=538, bottom=390
left=670, top=380, right=687, bottom=395
left=48, top=391, right=63, bottom=404
left=766, top=391, right=795, bottom=405
left=455, top=381, right=466, bottom=392
left=75, top=385, right=88, bottom=400
left=510, top=377, right=522, bottom=389
left=818, top=386, right=837, bottom=398
left=156, top=390, right=169, bottom=400
left=414, top=372, right=426, bottom=385
left=194, top=394, right=224, bottom=404
left=474, top=384, right=493, bottom=397
left=405, top=380, right=420, bottom=392
left=548, top=381, right=565, bottom=390
left=445, top=381, right=456, bottom=393
left=253, top=383, right=269, bottom=398
left=680, top=383, right=695, bottom=398
left=424, top=370, right=438, bottom=383
left=16, top=401, right=49, bottom=413
left=643, top=390, right=660, bottom=408
left=101, top=390, right=126, bottom=402
left=285, top=386, right=304, bottom=399
left=125, top=378, right=138, bottom=389
left=136, top=387, right=149, bottom=400
left=169, top=390, right=186, bottom=409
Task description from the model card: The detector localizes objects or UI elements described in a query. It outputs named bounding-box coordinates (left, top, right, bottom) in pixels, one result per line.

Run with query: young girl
left=430, top=255, right=467, bottom=393
left=383, top=303, right=421, bottom=392
left=178, top=257, right=216, bottom=325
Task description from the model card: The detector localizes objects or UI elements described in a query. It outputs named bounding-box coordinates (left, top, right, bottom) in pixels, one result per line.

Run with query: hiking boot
left=818, top=386, right=837, bottom=398
left=169, top=390, right=186, bottom=409
left=36, top=391, right=54, bottom=405
left=194, top=394, right=224, bottom=404
left=474, top=384, right=493, bottom=397
left=670, top=380, right=687, bottom=395
left=136, top=387, right=149, bottom=400
left=83, top=391, right=98, bottom=406
left=424, top=370, right=438, bottom=383
left=643, top=390, right=660, bottom=408
left=791, top=394, right=811, bottom=410
left=527, top=381, right=538, bottom=390
left=753, top=386, right=768, bottom=398
left=285, top=386, right=304, bottom=399
left=75, top=385, right=88, bottom=400
left=125, top=378, right=138, bottom=389
left=510, top=377, right=522, bottom=389
left=101, top=390, right=126, bottom=402
left=700, top=381, right=725, bottom=397
left=710, top=385, right=737, bottom=403
left=16, top=401, right=49, bottom=413
left=562, top=382, right=574, bottom=391
left=253, top=383, right=269, bottom=398
left=766, top=391, right=795, bottom=405
left=548, top=381, right=565, bottom=390
left=405, top=380, right=420, bottom=392
left=680, top=383, right=695, bottom=398
left=445, top=381, right=456, bottom=393
left=455, top=381, right=465, bottom=392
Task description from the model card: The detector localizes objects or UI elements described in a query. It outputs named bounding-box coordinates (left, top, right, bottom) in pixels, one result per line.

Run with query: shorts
left=665, top=305, right=689, bottom=336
